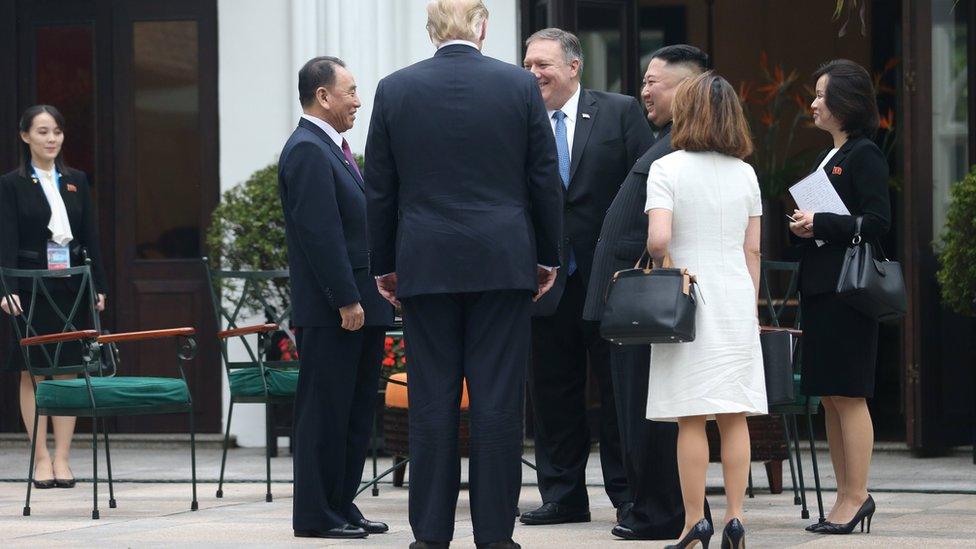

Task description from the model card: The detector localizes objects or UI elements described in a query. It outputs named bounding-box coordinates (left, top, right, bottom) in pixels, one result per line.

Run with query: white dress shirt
left=438, top=39, right=480, bottom=50
left=300, top=113, right=343, bottom=148
left=33, top=164, right=73, bottom=246
left=547, top=84, right=582, bottom=156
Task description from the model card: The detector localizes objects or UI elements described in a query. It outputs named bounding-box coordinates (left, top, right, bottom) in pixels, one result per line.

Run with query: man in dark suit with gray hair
left=365, top=1, right=563, bottom=547
left=520, top=27, right=653, bottom=528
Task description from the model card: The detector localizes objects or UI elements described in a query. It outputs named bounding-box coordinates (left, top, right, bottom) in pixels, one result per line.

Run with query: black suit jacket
left=792, top=136, right=891, bottom=296
left=533, top=89, right=653, bottom=315
left=582, top=125, right=673, bottom=321
left=278, top=118, right=392, bottom=327
left=364, top=44, right=563, bottom=298
left=0, top=167, right=107, bottom=293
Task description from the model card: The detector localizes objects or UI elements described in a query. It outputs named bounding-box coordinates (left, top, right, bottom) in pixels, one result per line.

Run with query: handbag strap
left=633, top=251, right=674, bottom=271
left=851, top=216, right=891, bottom=261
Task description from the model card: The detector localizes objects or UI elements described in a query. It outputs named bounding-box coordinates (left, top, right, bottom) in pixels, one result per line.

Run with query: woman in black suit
left=789, top=60, right=889, bottom=535
left=0, top=105, right=107, bottom=489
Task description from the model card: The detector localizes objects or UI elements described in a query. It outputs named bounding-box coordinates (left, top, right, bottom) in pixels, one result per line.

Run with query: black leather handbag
left=835, top=217, right=907, bottom=322
left=760, top=329, right=796, bottom=406
left=599, top=255, right=698, bottom=345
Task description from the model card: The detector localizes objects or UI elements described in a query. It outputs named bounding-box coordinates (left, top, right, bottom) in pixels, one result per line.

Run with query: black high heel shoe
left=804, top=520, right=828, bottom=532
left=818, top=495, right=875, bottom=535
left=32, top=478, right=56, bottom=489
left=721, top=518, right=745, bottom=549
left=665, top=518, right=713, bottom=549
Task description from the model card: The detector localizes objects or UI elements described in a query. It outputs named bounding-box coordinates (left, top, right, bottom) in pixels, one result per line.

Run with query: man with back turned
left=364, top=1, right=563, bottom=547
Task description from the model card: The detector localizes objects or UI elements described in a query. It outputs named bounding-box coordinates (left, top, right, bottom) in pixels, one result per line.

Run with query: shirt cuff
left=374, top=272, right=395, bottom=280
left=538, top=264, right=557, bottom=272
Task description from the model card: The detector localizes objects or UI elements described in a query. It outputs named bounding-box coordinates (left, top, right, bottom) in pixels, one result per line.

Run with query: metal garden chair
left=759, top=260, right=825, bottom=522
left=203, top=259, right=294, bottom=502
left=0, top=262, right=199, bottom=519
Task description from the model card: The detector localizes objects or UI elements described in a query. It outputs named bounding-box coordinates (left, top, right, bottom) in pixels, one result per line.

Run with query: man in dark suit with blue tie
left=278, top=56, right=393, bottom=540
left=364, top=2, right=563, bottom=547
left=519, top=28, right=653, bottom=528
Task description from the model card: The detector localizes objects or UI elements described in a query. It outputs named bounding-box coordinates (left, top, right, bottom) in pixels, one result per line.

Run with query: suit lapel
left=297, top=118, right=364, bottom=192
left=821, top=137, right=857, bottom=175
left=568, top=89, right=597, bottom=186
left=326, top=140, right=365, bottom=191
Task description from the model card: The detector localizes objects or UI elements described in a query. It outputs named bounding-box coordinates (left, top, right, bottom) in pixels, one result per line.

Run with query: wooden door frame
left=111, top=0, right=220, bottom=432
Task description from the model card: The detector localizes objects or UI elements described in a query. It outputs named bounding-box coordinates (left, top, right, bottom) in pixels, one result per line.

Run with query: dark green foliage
left=206, top=163, right=289, bottom=316
left=937, top=165, right=976, bottom=316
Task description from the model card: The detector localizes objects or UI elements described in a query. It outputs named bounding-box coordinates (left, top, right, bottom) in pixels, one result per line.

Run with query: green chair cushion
left=228, top=367, right=298, bottom=397
left=35, top=377, right=190, bottom=410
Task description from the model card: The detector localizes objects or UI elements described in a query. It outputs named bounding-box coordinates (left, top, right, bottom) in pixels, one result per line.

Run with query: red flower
left=879, top=109, right=895, bottom=130
left=759, top=111, right=774, bottom=127
left=382, top=357, right=395, bottom=367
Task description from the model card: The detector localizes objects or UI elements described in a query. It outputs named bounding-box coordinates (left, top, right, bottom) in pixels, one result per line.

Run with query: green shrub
left=206, top=163, right=289, bottom=316
left=937, top=165, right=976, bottom=316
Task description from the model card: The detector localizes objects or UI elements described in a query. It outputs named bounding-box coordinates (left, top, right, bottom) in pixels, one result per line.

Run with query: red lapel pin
left=66, top=183, right=78, bottom=192
left=832, top=166, right=843, bottom=175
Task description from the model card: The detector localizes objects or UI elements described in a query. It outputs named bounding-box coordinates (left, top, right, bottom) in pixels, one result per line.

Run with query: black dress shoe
left=611, top=524, right=656, bottom=540
left=294, top=524, right=368, bottom=539
left=519, top=502, right=590, bottom=525
left=409, top=541, right=450, bottom=549
left=54, top=477, right=76, bottom=489
left=616, top=501, right=634, bottom=524
left=350, top=516, right=388, bottom=534
left=475, top=540, right=520, bottom=549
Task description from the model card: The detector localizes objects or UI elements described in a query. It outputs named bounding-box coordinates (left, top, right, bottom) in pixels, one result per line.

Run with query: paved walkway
left=0, top=444, right=973, bottom=547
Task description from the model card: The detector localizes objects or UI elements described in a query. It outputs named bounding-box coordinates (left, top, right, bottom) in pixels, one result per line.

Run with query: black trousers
left=401, top=290, right=531, bottom=545
left=611, top=343, right=686, bottom=538
left=292, top=325, right=385, bottom=531
left=528, top=272, right=628, bottom=508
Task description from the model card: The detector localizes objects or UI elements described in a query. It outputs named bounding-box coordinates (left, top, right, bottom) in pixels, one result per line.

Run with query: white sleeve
left=645, top=158, right=674, bottom=213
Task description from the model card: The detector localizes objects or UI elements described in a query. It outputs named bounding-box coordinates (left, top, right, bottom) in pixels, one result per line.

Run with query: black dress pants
left=528, top=271, right=628, bottom=509
left=292, top=325, right=385, bottom=531
left=401, top=290, right=531, bottom=545
left=611, top=343, right=686, bottom=538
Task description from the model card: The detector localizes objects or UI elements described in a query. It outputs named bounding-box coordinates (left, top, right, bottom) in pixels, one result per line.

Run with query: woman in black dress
left=789, top=60, right=889, bottom=535
left=0, top=105, right=107, bottom=489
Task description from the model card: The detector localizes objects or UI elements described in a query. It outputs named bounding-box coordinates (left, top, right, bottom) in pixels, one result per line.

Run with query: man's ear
left=569, top=58, right=581, bottom=78
left=316, top=86, right=330, bottom=109
left=478, top=20, right=487, bottom=43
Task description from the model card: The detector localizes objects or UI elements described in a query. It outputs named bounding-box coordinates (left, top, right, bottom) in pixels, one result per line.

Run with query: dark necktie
left=341, top=138, right=362, bottom=180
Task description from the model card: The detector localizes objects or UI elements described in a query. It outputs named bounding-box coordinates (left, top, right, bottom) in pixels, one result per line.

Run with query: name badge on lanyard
left=47, top=241, right=71, bottom=270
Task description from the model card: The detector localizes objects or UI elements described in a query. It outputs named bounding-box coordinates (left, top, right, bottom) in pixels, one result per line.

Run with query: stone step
left=0, top=432, right=234, bottom=450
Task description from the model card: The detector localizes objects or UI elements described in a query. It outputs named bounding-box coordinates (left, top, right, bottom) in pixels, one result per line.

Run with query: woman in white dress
left=645, top=73, right=766, bottom=549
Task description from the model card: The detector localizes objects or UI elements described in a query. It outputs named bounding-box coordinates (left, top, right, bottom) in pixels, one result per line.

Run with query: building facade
left=1, top=0, right=973, bottom=453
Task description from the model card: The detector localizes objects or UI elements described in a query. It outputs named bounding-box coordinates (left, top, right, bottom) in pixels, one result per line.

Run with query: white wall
left=217, top=0, right=519, bottom=447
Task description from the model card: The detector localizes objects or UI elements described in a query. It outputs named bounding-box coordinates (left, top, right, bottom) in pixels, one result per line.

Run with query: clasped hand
left=789, top=209, right=815, bottom=239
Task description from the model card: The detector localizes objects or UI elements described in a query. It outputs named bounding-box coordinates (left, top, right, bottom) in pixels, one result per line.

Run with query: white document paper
left=789, top=170, right=849, bottom=246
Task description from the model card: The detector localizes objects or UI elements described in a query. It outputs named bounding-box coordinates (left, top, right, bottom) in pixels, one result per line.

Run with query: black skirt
left=2, top=287, right=93, bottom=372
left=799, top=291, right=879, bottom=398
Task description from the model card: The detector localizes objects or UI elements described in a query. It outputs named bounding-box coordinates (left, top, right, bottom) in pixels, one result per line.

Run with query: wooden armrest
left=217, top=323, right=278, bottom=339
left=98, top=327, right=196, bottom=344
left=760, top=325, right=803, bottom=336
left=21, top=330, right=99, bottom=347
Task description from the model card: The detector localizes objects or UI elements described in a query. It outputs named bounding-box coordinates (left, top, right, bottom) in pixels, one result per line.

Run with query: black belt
left=17, top=245, right=84, bottom=262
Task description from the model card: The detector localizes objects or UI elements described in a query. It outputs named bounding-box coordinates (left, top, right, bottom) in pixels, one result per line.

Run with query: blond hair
left=426, top=0, right=489, bottom=44
left=671, top=72, right=754, bottom=160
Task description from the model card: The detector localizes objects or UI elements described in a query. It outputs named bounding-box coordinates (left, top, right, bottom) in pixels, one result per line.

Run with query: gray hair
left=525, top=27, right=584, bottom=68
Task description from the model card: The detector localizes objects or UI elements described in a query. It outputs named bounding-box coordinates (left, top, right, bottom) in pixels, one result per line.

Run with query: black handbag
left=760, top=329, right=796, bottom=406
left=599, top=255, right=698, bottom=345
left=835, top=217, right=907, bottom=322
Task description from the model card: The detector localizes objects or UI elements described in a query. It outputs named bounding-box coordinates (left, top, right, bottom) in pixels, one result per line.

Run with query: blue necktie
left=553, top=110, right=576, bottom=275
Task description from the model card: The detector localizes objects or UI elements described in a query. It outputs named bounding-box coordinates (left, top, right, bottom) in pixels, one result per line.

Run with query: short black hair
left=812, top=59, right=879, bottom=139
left=298, top=56, right=346, bottom=108
left=650, top=44, right=709, bottom=73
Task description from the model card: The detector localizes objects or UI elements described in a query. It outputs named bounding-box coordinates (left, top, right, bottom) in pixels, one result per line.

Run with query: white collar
left=300, top=114, right=343, bottom=148
left=31, top=163, right=56, bottom=177
left=548, top=84, right=582, bottom=122
left=438, top=39, right=480, bottom=51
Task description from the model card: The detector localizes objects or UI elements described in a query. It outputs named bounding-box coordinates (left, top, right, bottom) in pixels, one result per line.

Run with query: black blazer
left=582, top=125, right=672, bottom=321
left=278, top=118, right=393, bottom=328
left=0, top=167, right=107, bottom=294
left=793, top=136, right=891, bottom=297
left=364, top=44, right=564, bottom=298
left=533, top=89, right=653, bottom=315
